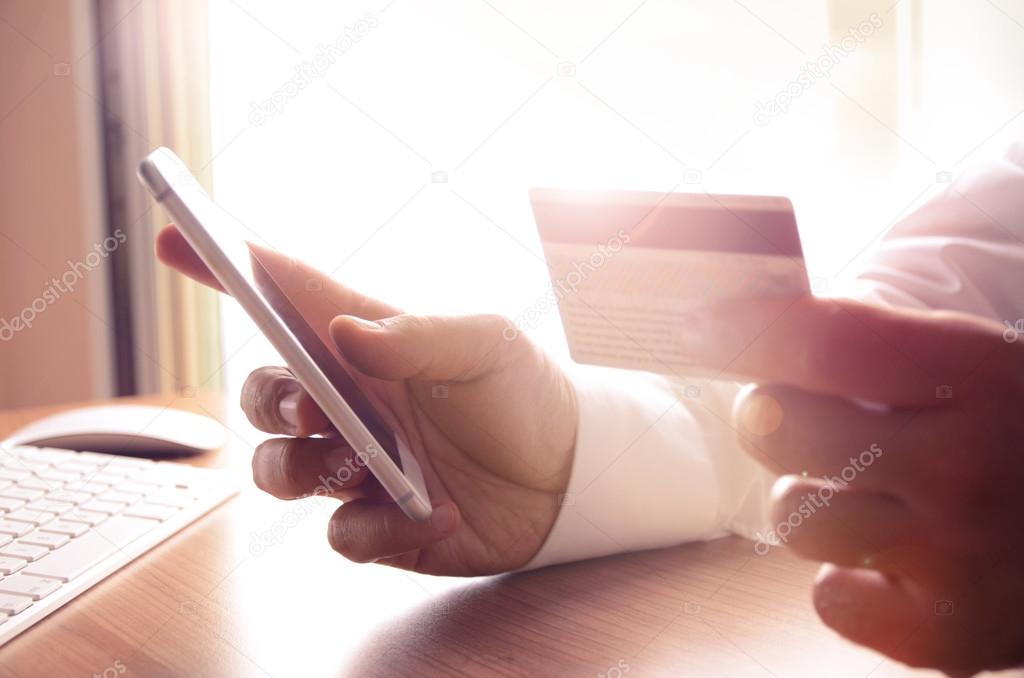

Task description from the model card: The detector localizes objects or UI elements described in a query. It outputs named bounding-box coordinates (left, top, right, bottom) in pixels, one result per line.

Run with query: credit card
left=530, top=187, right=809, bottom=379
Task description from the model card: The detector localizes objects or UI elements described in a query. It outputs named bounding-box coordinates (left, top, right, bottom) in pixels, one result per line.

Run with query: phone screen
left=247, top=251, right=404, bottom=469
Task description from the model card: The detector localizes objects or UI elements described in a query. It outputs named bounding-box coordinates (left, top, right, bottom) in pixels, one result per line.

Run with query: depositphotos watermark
left=504, top=229, right=631, bottom=341
left=247, top=443, right=380, bottom=556
left=92, top=659, right=126, bottom=678
left=1003, top=319, right=1023, bottom=343
left=248, top=13, right=378, bottom=126
left=752, top=443, right=883, bottom=555
left=1, top=229, right=126, bottom=342
left=596, top=660, right=630, bottom=678
left=753, top=13, right=884, bottom=126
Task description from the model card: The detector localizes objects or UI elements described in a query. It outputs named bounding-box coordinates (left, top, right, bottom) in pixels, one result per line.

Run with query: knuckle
left=251, top=438, right=305, bottom=498
left=769, top=476, right=810, bottom=523
left=482, top=313, right=531, bottom=361
left=484, top=313, right=521, bottom=344
left=472, top=314, right=526, bottom=377
left=328, top=511, right=376, bottom=563
left=382, top=313, right=421, bottom=333
left=250, top=439, right=279, bottom=493
left=275, top=437, right=306, bottom=492
left=734, top=384, right=790, bottom=468
left=240, top=367, right=296, bottom=432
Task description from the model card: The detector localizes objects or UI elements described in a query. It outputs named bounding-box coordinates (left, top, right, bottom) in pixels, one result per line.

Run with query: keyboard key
left=0, top=487, right=43, bottom=503
left=61, top=509, right=108, bottom=527
left=0, top=592, right=32, bottom=615
left=15, top=448, right=72, bottom=463
left=0, top=469, right=31, bottom=484
left=35, top=469, right=83, bottom=484
left=0, top=520, right=34, bottom=537
left=106, top=459, right=153, bottom=472
left=91, top=472, right=132, bottom=486
left=0, top=543, right=48, bottom=562
left=92, top=514, right=159, bottom=548
left=45, top=489, right=92, bottom=505
left=0, top=497, right=26, bottom=513
left=0, top=574, right=61, bottom=600
left=125, top=470, right=171, bottom=487
left=98, top=490, right=143, bottom=505
left=0, top=535, right=12, bottom=548
left=16, top=478, right=63, bottom=493
left=54, top=461, right=103, bottom=474
left=75, top=452, right=114, bottom=464
left=5, top=509, right=55, bottom=526
left=22, top=551, right=97, bottom=582
left=0, top=556, right=27, bottom=575
left=144, top=489, right=195, bottom=509
left=19, top=530, right=69, bottom=550
left=24, top=499, right=74, bottom=516
left=117, top=481, right=157, bottom=496
left=64, top=481, right=109, bottom=495
left=5, top=459, right=50, bottom=473
left=24, top=515, right=155, bottom=581
left=38, top=520, right=89, bottom=538
left=80, top=499, right=126, bottom=515
left=124, top=503, right=179, bottom=522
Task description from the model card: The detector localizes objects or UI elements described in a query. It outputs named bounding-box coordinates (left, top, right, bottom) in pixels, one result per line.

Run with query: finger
left=812, top=565, right=929, bottom=664
left=248, top=241, right=399, bottom=328
left=252, top=437, right=369, bottom=500
left=682, top=295, right=1010, bottom=406
left=327, top=500, right=459, bottom=564
left=329, top=313, right=524, bottom=382
left=156, top=225, right=402, bottom=326
left=812, top=565, right=985, bottom=672
left=155, top=224, right=225, bottom=291
left=733, top=383, right=923, bottom=491
left=769, top=476, right=925, bottom=571
left=240, top=366, right=330, bottom=436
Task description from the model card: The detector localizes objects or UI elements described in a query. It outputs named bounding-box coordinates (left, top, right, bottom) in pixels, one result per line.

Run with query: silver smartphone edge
left=137, top=148, right=432, bottom=522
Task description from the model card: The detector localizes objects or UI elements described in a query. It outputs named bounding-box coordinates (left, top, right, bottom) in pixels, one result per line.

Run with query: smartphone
left=137, top=147, right=431, bottom=521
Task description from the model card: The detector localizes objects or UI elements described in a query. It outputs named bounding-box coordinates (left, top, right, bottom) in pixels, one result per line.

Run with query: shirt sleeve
left=526, top=142, right=1024, bottom=569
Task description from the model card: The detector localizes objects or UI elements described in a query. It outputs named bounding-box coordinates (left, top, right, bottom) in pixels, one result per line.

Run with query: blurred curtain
left=96, top=0, right=222, bottom=396
left=827, top=0, right=904, bottom=168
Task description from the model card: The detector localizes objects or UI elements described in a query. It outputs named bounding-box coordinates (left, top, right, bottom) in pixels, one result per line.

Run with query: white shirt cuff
left=527, top=365, right=728, bottom=569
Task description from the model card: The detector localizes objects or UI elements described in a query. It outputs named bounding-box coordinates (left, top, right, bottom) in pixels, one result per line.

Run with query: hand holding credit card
left=530, top=188, right=810, bottom=380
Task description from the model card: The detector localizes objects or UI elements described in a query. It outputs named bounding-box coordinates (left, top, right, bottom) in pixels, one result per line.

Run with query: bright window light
left=207, top=0, right=1024, bottom=395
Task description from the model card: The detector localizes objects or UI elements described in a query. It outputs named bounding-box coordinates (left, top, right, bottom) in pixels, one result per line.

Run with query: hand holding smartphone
left=138, top=147, right=432, bottom=521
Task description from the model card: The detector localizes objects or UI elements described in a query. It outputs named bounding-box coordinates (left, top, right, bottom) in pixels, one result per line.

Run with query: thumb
left=688, top=295, right=1008, bottom=406
left=329, top=313, right=523, bottom=382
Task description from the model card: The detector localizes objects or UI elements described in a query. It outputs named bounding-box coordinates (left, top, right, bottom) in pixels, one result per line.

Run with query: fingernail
left=279, top=390, right=302, bottom=434
left=429, top=504, right=456, bottom=534
left=341, top=315, right=383, bottom=331
left=738, top=392, right=784, bottom=437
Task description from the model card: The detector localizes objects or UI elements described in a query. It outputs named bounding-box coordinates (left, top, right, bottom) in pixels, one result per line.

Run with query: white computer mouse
left=2, top=404, right=228, bottom=456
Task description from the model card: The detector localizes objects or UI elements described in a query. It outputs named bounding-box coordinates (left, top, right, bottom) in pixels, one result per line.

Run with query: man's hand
left=704, top=295, right=1024, bottom=674
left=156, top=225, right=577, bottom=575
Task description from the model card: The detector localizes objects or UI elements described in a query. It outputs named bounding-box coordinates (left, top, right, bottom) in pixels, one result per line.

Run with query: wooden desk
left=0, top=395, right=1015, bottom=678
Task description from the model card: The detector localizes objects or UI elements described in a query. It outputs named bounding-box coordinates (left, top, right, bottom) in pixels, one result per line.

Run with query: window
left=207, top=0, right=1024, bottom=395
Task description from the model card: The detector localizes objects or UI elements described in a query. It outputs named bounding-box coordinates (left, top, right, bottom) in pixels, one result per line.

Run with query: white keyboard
left=0, top=445, right=238, bottom=646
